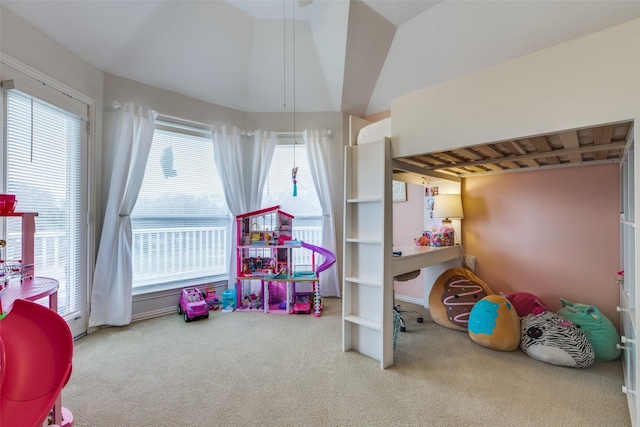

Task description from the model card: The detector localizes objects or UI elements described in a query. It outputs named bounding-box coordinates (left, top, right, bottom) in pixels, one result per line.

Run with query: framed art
left=392, top=180, right=407, bottom=202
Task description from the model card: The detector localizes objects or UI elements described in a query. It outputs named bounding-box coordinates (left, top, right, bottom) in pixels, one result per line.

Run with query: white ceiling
left=2, top=1, right=640, bottom=116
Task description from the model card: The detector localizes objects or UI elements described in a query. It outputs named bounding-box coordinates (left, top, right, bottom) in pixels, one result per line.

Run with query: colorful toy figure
left=292, top=166, right=298, bottom=197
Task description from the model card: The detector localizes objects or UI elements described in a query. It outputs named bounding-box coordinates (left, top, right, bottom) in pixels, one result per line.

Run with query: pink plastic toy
left=178, top=287, right=209, bottom=322
left=290, top=294, right=312, bottom=314
left=0, top=299, right=74, bottom=427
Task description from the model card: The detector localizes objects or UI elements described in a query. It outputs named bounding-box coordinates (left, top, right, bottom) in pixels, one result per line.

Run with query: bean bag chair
left=520, top=311, right=594, bottom=368
left=429, top=267, right=493, bottom=331
left=557, top=298, right=621, bottom=362
left=468, top=294, right=521, bottom=351
left=500, top=291, right=550, bottom=317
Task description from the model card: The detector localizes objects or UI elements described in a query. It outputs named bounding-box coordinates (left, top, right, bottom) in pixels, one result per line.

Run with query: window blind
left=131, top=128, right=230, bottom=289
left=4, top=90, right=85, bottom=318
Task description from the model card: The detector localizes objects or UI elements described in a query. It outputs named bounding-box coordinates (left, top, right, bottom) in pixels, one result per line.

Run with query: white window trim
left=1, top=51, right=97, bottom=323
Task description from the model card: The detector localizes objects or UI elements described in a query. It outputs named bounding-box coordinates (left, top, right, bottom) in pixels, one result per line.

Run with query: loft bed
left=342, top=19, right=639, bottom=380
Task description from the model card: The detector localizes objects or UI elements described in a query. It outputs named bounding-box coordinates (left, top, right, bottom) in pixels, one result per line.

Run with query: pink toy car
left=290, top=294, right=312, bottom=314
left=178, top=287, right=209, bottom=322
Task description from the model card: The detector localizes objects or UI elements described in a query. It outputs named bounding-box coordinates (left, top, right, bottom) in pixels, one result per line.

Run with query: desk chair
left=393, top=269, right=424, bottom=332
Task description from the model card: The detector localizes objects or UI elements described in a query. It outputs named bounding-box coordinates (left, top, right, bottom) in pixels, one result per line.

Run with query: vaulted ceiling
left=2, top=1, right=639, bottom=116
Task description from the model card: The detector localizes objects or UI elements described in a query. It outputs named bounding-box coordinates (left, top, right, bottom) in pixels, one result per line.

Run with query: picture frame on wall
left=392, top=180, right=407, bottom=202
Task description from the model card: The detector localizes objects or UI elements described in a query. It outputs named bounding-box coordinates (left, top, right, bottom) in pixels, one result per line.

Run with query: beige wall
left=463, top=164, right=620, bottom=329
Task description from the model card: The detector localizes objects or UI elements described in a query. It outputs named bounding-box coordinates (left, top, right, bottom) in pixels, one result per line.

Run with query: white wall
left=368, top=1, right=640, bottom=115
left=391, top=18, right=640, bottom=157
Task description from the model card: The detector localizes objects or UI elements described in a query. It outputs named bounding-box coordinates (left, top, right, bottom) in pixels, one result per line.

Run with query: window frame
left=131, top=116, right=231, bottom=295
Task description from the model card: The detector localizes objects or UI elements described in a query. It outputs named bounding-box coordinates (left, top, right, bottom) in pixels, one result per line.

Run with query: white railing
left=131, top=224, right=323, bottom=287
left=5, top=230, right=72, bottom=313
left=291, top=226, right=323, bottom=268
left=132, top=226, right=228, bottom=287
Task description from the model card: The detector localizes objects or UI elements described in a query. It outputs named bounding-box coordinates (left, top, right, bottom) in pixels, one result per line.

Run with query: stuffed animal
left=500, top=291, right=550, bottom=317
left=468, top=294, right=521, bottom=351
left=429, top=268, right=493, bottom=331
left=520, top=311, right=595, bottom=368
left=557, top=298, right=621, bottom=362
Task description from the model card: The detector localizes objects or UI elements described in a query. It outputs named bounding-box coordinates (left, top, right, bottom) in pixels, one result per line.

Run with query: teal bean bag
left=557, top=298, right=621, bottom=362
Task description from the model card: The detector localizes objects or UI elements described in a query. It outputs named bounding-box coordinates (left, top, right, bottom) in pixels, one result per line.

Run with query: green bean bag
left=557, top=298, right=621, bottom=362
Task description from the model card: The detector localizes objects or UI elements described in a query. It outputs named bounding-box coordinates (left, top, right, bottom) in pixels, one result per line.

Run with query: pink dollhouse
left=235, top=206, right=295, bottom=309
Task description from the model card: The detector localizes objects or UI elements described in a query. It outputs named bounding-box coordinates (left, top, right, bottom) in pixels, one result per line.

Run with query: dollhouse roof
left=235, top=205, right=294, bottom=220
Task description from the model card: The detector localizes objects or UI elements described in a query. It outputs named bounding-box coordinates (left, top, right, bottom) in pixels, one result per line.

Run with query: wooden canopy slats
left=453, top=148, right=484, bottom=161
left=417, top=140, right=627, bottom=172
left=593, top=125, right=613, bottom=161
left=558, top=130, right=583, bottom=163
left=528, top=136, right=560, bottom=165
left=390, top=121, right=633, bottom=178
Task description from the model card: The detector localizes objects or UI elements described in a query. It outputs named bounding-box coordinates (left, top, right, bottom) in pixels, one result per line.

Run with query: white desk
left=392, top=244, right=462, bottom=278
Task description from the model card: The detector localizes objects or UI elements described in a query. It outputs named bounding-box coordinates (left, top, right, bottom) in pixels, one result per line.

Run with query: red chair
left=0, top=298, right=73, bottom=427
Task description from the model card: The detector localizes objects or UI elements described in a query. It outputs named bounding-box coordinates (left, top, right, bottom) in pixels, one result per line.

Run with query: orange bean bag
left=468, top=294, right=521, bottom=351
left=428, top=267, right=493, bottom=331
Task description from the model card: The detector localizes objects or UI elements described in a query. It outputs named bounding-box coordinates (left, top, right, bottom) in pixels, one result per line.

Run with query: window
left=262, top=140, right=323, bottom=267
left=131, top=125, right=230, bottom=291
left=4, top=89, right=87, bottom=330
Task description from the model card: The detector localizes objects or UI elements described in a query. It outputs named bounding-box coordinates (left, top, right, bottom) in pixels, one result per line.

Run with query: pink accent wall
left=462, top=164, right=620, bottom=330
left=393, top=183, right=426, bottom=300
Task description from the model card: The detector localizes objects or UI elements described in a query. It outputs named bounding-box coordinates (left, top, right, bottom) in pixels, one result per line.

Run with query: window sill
left=132, top=275, right=229, bottom=297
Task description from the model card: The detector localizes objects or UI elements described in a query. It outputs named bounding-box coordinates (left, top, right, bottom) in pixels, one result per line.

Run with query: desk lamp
left=432, top=194, right=464, bottom=246
left=432, top=194, right=464, bottom=225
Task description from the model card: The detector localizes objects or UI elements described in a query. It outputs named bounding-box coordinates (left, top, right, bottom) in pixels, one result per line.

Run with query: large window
left=4, top=89, right=87, bottom=333
left=262, top=140, right=323, bottom=267
left=131, top=125, right=230, bottom=291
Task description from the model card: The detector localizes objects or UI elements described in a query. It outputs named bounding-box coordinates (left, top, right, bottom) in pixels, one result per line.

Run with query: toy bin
left=222, top=289, right=236, bottom=311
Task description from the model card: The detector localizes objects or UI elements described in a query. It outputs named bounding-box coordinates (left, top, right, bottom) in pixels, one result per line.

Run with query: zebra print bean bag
left=520, top=311, right=595, bottom=368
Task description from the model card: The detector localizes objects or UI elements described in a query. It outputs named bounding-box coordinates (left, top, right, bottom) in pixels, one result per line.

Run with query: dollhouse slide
left=300, top=241, right=336, bottom=274
left=300, top=242, right=335, bottom=317
left=0, top=298, right=74, bottom=427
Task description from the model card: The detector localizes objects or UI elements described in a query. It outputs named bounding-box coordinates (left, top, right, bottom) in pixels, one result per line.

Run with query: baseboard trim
left=131, top=306, right=177, bottom=323
left=394, top=294, right=424, bottom=306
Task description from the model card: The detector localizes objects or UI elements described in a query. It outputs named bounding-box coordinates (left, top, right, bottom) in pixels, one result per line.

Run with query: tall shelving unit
left=342, top=136, right=393, bottom=369
left=619, top=135, right=638, bottom=426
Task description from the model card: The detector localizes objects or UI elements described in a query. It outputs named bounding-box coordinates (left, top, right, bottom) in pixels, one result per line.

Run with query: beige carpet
left=64, top=298, right=630, bottom=426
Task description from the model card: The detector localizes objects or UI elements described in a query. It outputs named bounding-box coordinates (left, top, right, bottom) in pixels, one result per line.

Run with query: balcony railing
left=132, top=226, right=228, bottom=287
left=131, top=223, right=322, bottom=288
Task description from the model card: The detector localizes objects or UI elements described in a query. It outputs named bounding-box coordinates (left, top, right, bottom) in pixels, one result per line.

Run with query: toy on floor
left=178, top=287, right=209, bottom=322
left=520, top=311, right=595, bottom=368
left=429, top=267, right=494, bottom=331
left=556, top=298, right=621, bottom=362
left=205, top=286, right=220, bottom=310
left=500, top=291, right=550, bottom=317
left=468, top=294, right=521, bottom=351
left=290, top=294, right=312, bottom=314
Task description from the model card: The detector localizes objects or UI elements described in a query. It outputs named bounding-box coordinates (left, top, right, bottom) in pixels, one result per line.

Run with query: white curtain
left=246, top=130, right=277, bottom=210
left=304, top=129, right=340, bottom=296
left=212, top=126, right=276, bottom=288
left=89, top=103, right=157, bottom=327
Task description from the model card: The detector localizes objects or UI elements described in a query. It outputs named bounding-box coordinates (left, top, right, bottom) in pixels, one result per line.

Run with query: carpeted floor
left=63, top=298, right=631, bottom=426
